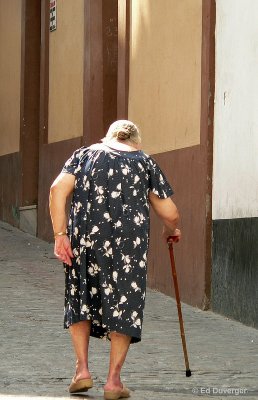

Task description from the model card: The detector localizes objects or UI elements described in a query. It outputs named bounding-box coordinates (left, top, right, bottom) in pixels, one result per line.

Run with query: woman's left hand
left=163, top=227, right=182, bottom=243
left=54, top=235, right=74, bottom=266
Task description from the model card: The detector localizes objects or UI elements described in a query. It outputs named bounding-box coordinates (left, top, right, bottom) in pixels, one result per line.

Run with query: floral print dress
left=61, top=143, right=173, bottom=343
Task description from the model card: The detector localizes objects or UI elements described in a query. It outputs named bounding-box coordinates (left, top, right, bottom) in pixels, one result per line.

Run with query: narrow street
left=0, top=221, right=257, bottom=399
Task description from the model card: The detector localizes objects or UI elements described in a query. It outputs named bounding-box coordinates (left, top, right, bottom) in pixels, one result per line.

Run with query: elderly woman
left=49, top=120, right=180, bottom=399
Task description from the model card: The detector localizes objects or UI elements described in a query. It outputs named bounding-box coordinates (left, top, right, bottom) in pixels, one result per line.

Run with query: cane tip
left=186, top=369, right=192, bottom=377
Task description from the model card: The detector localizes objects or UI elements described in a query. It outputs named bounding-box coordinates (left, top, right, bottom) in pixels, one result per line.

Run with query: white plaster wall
left=213, top=0, right=258, bottom=220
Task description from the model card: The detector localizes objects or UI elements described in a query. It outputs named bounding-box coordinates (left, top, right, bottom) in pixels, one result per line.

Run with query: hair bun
left=104, top=120, right=141, bottom=145
left=117, top=131, right=130, bottom=140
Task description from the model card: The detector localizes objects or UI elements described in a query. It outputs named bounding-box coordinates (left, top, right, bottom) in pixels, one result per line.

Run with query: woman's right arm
left=49, top=173, right=75, bottom=266
left=148, top=191, right=181, bottom=241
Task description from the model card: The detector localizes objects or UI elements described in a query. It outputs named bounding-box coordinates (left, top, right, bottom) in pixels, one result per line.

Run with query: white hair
left=103, top=120, right=141, bottom=144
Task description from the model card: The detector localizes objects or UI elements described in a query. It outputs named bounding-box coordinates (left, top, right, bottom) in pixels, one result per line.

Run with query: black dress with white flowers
left=61, top=143, right=173, bottom=343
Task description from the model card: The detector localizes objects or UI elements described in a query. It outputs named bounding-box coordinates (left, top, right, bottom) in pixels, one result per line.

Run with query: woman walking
left=49, top=120, right=181, bottom=399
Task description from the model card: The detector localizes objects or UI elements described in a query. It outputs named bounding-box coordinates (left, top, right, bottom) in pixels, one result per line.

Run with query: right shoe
left=104, top=384, right=131, bottom=400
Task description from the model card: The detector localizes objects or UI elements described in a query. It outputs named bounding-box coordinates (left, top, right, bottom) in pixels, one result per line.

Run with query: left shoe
left=68, top=377, right=93, bottom=393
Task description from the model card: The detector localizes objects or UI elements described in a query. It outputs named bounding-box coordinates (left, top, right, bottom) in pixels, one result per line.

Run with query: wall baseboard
left=212, top=217, right=258, bottom=328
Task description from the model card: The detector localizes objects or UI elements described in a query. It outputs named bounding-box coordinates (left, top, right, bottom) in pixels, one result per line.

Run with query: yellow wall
left=0, top=0, right=21, bottom=156
left=128, top=0, right=202, bottom=154
left=48, top=0, right=84, bottom=143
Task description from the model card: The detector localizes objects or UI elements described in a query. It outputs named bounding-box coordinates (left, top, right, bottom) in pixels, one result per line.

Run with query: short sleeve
left=61, top=148, right=83, bottom=175
left=148, top=157, right=174, bottom=199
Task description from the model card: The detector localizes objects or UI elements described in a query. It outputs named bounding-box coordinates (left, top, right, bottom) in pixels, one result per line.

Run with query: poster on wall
left=50, top=0, right=57, bottom=32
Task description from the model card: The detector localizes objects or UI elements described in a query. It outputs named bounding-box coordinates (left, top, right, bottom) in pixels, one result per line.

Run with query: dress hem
left=64, top=316, right=141, bottom=344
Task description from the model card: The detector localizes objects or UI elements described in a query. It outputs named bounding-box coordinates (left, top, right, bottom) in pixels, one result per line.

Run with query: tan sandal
left=68, top=377, right=93, bottom=393
left=104, top=384, right=130, bottom=400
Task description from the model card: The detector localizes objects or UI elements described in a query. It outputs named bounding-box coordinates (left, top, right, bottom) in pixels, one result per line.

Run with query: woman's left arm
left=49, top=173, right=75, bottom=266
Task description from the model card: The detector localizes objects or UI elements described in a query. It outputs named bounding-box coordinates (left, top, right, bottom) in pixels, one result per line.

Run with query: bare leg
left=104, top=332, right=131, bottom=391
left=69, top=320, right=92, bottom=381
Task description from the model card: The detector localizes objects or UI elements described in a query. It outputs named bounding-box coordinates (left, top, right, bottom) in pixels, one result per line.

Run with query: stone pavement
left=0, top=221, right=257, bottom=400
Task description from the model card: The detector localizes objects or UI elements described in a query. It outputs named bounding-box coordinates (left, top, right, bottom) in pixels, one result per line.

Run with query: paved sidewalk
left=0, top=221, right=257, bottom=400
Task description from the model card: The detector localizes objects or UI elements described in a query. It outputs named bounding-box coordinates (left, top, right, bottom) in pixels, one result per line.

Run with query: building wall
left=212, top=0, right=258, bottom=327
left=129, top=0, right=202, bottom=154
left=0, top=0, right=218, bottom=315
left=0, top=0, right=22, bottom=156
left=0, top=0, right=22, bottom=226
left=38, top=0, right=118, bottom=240
left=128, top=0, right=212, bottom=308
left=48, top=0, right=84, bottom=143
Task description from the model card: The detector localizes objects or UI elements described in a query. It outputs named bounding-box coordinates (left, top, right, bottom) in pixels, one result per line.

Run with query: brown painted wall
left=20, top=1, right=41, bottom=206
left=0, top=1, right=41, bottom=226
left=38, top=0, right=118, bottom=241
left=118, top=0, right=215, bottom=308
left=48, top=0, right=84, bottom=143
left=102, top=0, right=118, bottom=133
left=149, top=0, right=215, bottom=308
left=83, top=0, right=118, bottom=145
left=129, top=0, right=202, bottom=154
left=0, top=0, right=21, bottom=224
left=37, top=138, right=82, bottom=241
left=147, top=0, right=215, bottom=308
left=0, top=153, right=20, bottom=227
left=148, top=146, right=207, bottom=307
left=0, top=0, right=22, bottom=156
left=0, top=0, right=215, bottom=312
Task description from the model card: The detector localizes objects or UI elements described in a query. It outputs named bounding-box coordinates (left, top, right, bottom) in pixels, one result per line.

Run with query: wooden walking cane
left=167, top=236, right=192, bottom=377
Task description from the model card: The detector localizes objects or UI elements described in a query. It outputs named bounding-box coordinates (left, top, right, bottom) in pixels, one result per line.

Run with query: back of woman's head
left=103, top=120, right=141, bottom=144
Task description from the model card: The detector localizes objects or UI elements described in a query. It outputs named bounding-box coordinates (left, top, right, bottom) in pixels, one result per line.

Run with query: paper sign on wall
left=50, top=0, right=57, bottom=32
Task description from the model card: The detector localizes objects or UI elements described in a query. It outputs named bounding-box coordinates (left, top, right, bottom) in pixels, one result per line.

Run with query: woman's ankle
left=74, top=370, right=91, bottom=381
left=74, top=361, right=91, bottom=380
left=76, top=358, right=88, bottom=369
left=104, top=374, right=122, bottom=389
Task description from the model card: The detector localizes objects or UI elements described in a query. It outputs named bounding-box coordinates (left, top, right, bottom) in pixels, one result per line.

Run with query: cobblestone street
left=0, top=221, right=257, bottom=400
